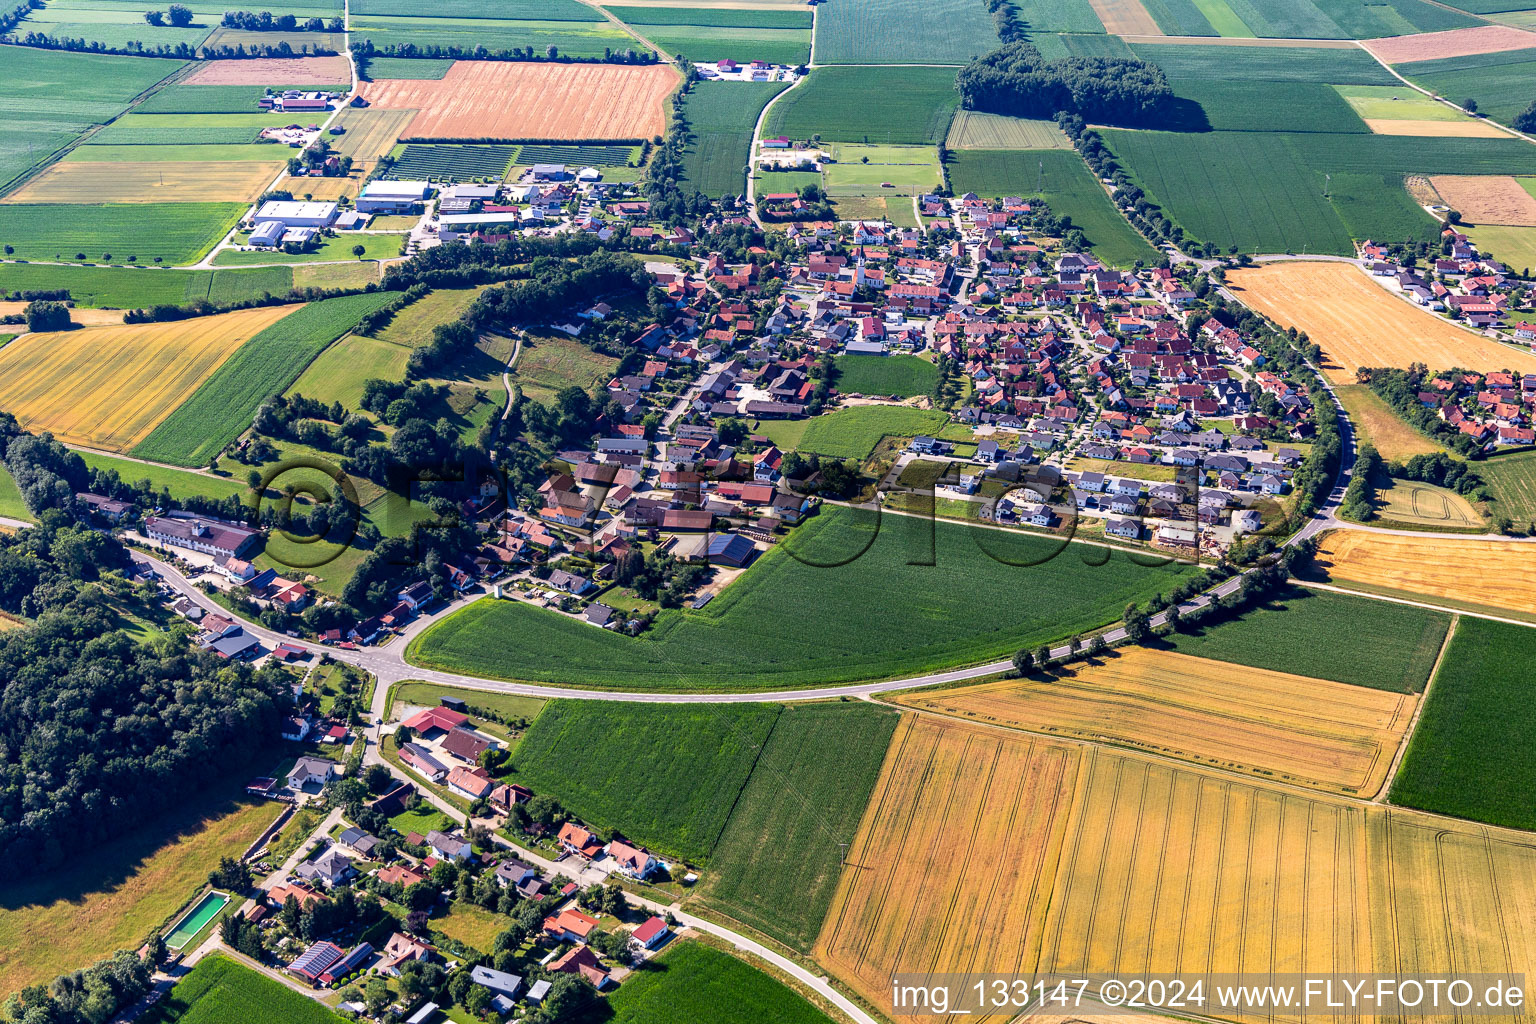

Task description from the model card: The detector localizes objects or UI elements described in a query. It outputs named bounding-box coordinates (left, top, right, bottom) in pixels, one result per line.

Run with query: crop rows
left=384, top=144, right=519, bottom=181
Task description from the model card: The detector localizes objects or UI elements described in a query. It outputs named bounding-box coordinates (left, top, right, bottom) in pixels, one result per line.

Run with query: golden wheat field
left=1034, top=747, right=1536, bottom=1024
left=1228, top=262, right=1536, bottom=384
left=0, top=304, right=298, bottom=450
left=1314, top=529, right=1536, bottom=619
left=891, top=648, right=1416, bottom=796
left=815, top=715, right=1080, bottom=1024
left=3, top=160, right=282, bottom=204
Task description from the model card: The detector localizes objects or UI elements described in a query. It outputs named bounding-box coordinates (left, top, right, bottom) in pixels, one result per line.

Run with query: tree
left=143, top=9, right=164, bottom=24
left=1123, top=603, right=1152, bottom=644
left=1514, top=97, right=1536, bottom=133
left=1463, top=97, right=1478, bottom=114
left=24, top=301, right=70, bottom=332
left=166, top=2, right=193, bottom=25
left=1011, top=648, right=1034, bottom=674
left=1034, top=644, right=1052, bottom=669
left=352, top=243, right=366, bottom=258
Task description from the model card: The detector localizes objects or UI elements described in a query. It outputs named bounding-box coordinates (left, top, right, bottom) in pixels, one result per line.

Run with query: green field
left=351, top=15, right=634, bottom=56
left=1099, top=130, right=1497, bottom=254
left=1164, top=585, right=1451, bottom=692
left=353, top=0, right=599, bottom=18
left=132, top=292, right=396, bottom=466
left=1390, top=618, right=1536, bottom=828
left=1481, top=448, right=1536, bottom=525
left=821, top=143, right=941, bottom=195
left=947, top=149, right=1158, bottom=266
left=1464, top=224, right=1536, bottom=273
left=1140, top=0, right=1222, bottom=35
left=1170, top=79, right=1368, bottom=133
left=0, top=463, right=34, bottom=522
left=363, top=55, right=455, bottom=78
left=145, top=955, right=347, bottom=1024
left=0, top=203, right=245, bottom=265
left=383, top=144, right=520, bottom=182
left=702, top=703, right=899, bottom=951
left=88, top=112, right=278, bottom=146
left=833, top=354, right=938, bottom=398
left=408, top=506, right=1193, bottom=690
left=0, top=263, right=296, bottom=307
left=1129, top=42, right=1396, bottom=83
left=391, top=680, right=545, bottom=723
left=62, top=142, right=286, bottom=163
left=10, top=5, right=214, bottom=49
left=507, top=329, right=620, bottom=404
left=610, top=6, right=811, bottom=27
left=794, top=405, right=946, bottom=459
left=1397, top=48, right=1536, bottom=125
left=287, top=332, right=411, bottom=406
left=646, top=26, right=810, bottom=64
left=680, top=80, right=787, bottom=197
left=608, top=942, right=837, bottom=1024
left=511, top=701, right=782, bottom=863
left=213, top=232, right=407, bottom=265
left=134, top=85, right=317, bottom=114
left=77, top=451, right=248, bottom=503
left=765, top=67, right=961, bottom=145
left=946, top=111, right=1071, bottom=150
left=0, top=45, right=186, bottom=189
left=1333, top=84, right=1466, bottom=122
left=813, top=0, right=1000, bottom=63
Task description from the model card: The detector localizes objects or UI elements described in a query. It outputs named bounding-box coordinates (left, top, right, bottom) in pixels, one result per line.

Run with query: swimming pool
left=165, top=890, right=231, bottom=951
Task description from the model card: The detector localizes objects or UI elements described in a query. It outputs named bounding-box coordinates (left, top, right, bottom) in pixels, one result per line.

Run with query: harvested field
left=1377, top=477, right=1485, bottom=528
left=1088, top=0, right=1161, bottom=34
left=891, top=647, right=1416, bottom=796
left=326, top=106, right=416, bottom=169
left=360, top=61, right=677, bottom=140
left=286, top=173, right=363, bottom=199
left=1430, top=173, right=1536, bottom=224
left=945, top=110, right=1071, bottom=149
left=1364, top=117, right=1511, bottom=137
left=1313, top=529, right=1536, bottom=618
left=183, top=56, right=352, bottom=84
left=1363, top=23, right=1536, bottom=62
left=0, top=304, right=297, bottom=451
left=1227, top=261, right=1536, bottom=383
left=0, top=300, right=122, bottom=326
left=815, top=715, right=1079, bottom=1024
left=4, top=159, right=279, bottom=204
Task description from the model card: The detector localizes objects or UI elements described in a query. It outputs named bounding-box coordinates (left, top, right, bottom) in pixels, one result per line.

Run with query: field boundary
left=1378, top=613, right=1458, bottom=801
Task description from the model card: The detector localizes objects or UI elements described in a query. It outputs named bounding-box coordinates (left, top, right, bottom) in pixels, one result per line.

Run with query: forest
left=956, top=42, right=1173, bottom=126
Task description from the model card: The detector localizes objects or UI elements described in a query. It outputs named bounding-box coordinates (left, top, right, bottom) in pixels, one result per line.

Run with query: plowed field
left=1430, top=174, right=1536, bottom=225
left=1363, top=24, right=1536, bottom=62
left=360, top=61, right=677, bottom=140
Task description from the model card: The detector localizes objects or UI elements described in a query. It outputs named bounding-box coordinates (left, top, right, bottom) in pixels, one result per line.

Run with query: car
left=880, top=182, right=894, bottom=188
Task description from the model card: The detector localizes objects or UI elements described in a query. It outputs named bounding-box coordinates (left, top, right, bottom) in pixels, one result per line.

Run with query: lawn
left=76, top=451, right=248, bottom=503
left=833, top=354, right=938, bottom=398
left=1464, top=225, right=1536, bottom=275
left=607, top=941, right=837, bottom=1024
left=792, top=405, right=946, bottom=459
left=408, top=505, right=1193, bottom=690
left=1333, top=84, right=1466, bottom=122
left=0, top=203, right=245, bottom=266
left=947, top=149, right=1158, bottom=266
left=0, top=45, right=184, bottom=190
left=0, top=797, right=277, bottom=995
left=1481, top=448, right=1536, bottom=526
left=821, top=143, right=942, bottom=196
left=132, top=292, right=396, bottom=466
left=388, top=804, right=454, bottom=838
left=1162, top=584, right=1451, bottom=692
left=433, top=902, right=504, bottom=953
left=511, top=701, right=782, bottom=863
left=212, top=232, right=408, bottom=265
left=812, top=0, right=1000, bottom=64
left=143, top=955, right=347, bottom=1024
left=1390, top=618, right=1536, bottom=828
left=701, top=703, right=899, bottom=951
left=0, top=463, right=34, bottom=522
left=764, top=67, right=961, bottom=146
left=391, top=680, right=545, bottom=724
left=0, top=264, right=293, bottom=308
left=679, top=80, right=788, bottom=197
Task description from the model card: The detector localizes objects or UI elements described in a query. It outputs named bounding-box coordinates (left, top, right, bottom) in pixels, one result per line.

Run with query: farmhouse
left=143, top=512, right=259, bottom=559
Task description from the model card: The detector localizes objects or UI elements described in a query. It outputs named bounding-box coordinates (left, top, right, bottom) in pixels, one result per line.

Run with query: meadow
left=1311, top=529, right=1536, bottom=620
left=644, top=26, right=811, bottom=65
left=0, top=203, right=245, bottom=265
left=0, top=464, right=34, bottom=522
left=1481, top=448, right=1536, bottom=524
left=1334, top=383, right=1445, bottom=460
left=1128, top=42, right=1397, bottom=83
left=1467, top=224, right=1536, bottom=271
left=680, top=81, right=787, bottom=197
left=384, top=144, right=520, bottom=181
left=0, top=45, right=183, bottom=189
left=0, top=305, right=296, bottom=451
left=1162, top=584, right=1451, bottom=690
left=506, top=329, right=620, bottom=404
left=701, top=703, right=899, bottom=951
left=287, top=333, right=411, bottom=407
left=608, top=942, right=836, bottom=1024
left=764, top=67, right=961, bottom=146
left=132, top=292, right=395, bottom=466
left=0, top=798, right=277, bottom=995
left=946, top=149, right=1158, bottom=266
left=432, top=902, right=503, bottom=952
left=390, top=681, right=545, bottom=724
left=351, top=15, right=634, bottom=57
left=77, top=451, right=249, bottom=503
left=833, top=354, right=937, bottom=398
left=510, top=701, right=782, bottom=863
left=0, top=263, right=293, bottom=308
left=12, top=5, right=214, bottom=49
left=88, top=113, right=277, bottom=146
left=363, top=56, right=455, bottom=78
left=135, top=85, right=341, bottom=114
left=1391, top=617, right=1536, bottom=828
left=794, top=405, right=946, bottom=458
left=816, top=715, right=1079, bottom=1023
left=143, top=955, right=346, bottom=1024
left=899, top=645, right=1417, bottom=796
left=813, top=0, right=1000, bottom=63
left=213, top=231, right=407, bottom=265
left=408, top=506, right=1193, bottom=690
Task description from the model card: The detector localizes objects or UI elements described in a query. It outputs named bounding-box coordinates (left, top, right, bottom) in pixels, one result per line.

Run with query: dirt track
left=360, top=62, right=677, bottom=141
